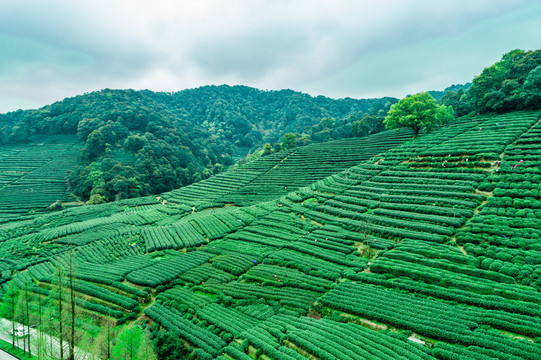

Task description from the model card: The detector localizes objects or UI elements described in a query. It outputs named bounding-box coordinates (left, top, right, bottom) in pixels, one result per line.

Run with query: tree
left=112, top=326, right=138, bottom=360
left=112, top=326, right=156, bottom=360
left=81, top=129, right=107, bottom=162
left=41, top=299, right=56, bottom=359
left=351, top=116, right=369, bottom=138
left=22, top=276, right=33, bottom=356
left=296, top=133, right=310, bottom=147
left=47, top=253, right=80, bottom=360
left=467, top=49, right=541, bottom=113
left=281, top=133, right=297, bottom=150
left=34, top=297, right=48, bottom=360
left=124, top=134, right=147, bottom=152
left=384, top=92, right=454, bottom=135
left=1, top=280, right=19, bottom=349
left=89, top=317, right=116, bottom=360
left=86, top=193, right=106, bottom=205
left=136, top=328, right=157, bottom=360
left=52, top=261, right=65, bottom=360
left=440, top=89, right=474, bottom=117
left=13, top=276, right=34, bottom=356
left=515, top=65, right=541, bottom=109
left=153, top=329, right=188, bottom=360
left=262, top=143, right=272, bottom=157
left=65, top=251, right=79, bottom=360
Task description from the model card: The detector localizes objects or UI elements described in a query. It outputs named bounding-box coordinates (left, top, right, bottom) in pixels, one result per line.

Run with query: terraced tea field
left=0, top=136, right=81, bottom=223
left=161, top=129, right=414, bottom=207
left=1, top=111, right=541, bottom=360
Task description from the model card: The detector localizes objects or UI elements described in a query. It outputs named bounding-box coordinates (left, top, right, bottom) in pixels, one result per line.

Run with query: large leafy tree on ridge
left=384, top=92, right=454, bottom=135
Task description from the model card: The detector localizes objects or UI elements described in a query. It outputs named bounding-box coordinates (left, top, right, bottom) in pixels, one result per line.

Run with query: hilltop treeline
left=0, top=86, right=390, bottom=203
left=442, top=49, right=541, bottom=115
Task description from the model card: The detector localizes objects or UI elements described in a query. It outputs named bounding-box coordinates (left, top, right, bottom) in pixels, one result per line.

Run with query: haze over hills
left=0, top=49, right=540, bottom=360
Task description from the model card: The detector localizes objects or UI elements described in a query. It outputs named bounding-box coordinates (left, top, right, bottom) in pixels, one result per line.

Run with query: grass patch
left=0, top=337, right=38, bottom=359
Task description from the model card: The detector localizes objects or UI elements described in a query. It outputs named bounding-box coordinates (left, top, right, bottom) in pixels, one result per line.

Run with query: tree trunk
left=106, top=318, right=113, bottom=360
left=10, top=289, right=16, bottom=349
left=68, top=253, right=76, bottom=360
left=38, top=298, right=43, bottom=360
left=25, top=282, right=31, bottom=356
left=21, top=285, right=26, bottom=355
left=58, top=269, right=64, bottom=360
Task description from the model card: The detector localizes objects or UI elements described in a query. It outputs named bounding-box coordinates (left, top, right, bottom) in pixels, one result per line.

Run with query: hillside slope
left=0, top=86, right=394, bottom=206
left=1, top=110, right=541, bottom=359
left=0, top=135, right=81, bottom=223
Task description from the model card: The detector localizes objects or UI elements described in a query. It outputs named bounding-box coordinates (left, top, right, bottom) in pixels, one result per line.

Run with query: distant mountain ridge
left=428, top=83, right=472, bottom=101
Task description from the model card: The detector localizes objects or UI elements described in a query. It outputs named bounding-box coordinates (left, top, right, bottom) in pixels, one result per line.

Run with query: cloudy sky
left=1, top=0, right=540, bottom=113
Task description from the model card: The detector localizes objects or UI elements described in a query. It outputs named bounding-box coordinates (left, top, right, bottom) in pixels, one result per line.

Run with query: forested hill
left=149, top=85, right=395, bottom=144
left=428, top=83, right=471, bottom=101
left=0, top=48, right=538, bottom=209
left=0, top=86, right=394, bottom=204
left=0, top=86, right=393, bottom=147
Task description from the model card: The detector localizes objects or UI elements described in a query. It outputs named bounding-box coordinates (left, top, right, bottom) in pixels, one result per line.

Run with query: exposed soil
left=306, top=309, right=322, bottom=320
left=283, top=340, right=318, bottom=360
left=133, top=296, right=157, bottom=327
left=339, top=313, right=387, bottom=331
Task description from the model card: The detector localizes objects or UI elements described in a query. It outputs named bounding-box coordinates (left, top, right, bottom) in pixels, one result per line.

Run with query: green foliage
left=518, top=64, right=541, bottom=109
left=309, top=100, right=398, bottom=142
left=281, top=133, right=297, bottom=150
left=384, top=92, right=454, bottom=135
left=439, top=88, right=474, bottom=117
left=0, top=338, right=38, bottom=360
left=467, top=49, right=541, bottom=113
left=112, top=326, right=157, bottom=360
left=246, top=98, right=399, bottom=156
left=152, top=328, right=187, bottom=360
left=262, top=143, right=272, bottom=157
left=0, top=86, right=390, bottom=204
left=86, top=194, right=107, bottom=205
left=429, top=83, right=471, bottom=101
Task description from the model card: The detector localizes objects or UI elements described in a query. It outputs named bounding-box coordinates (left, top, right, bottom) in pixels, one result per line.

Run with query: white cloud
left=0, top=0, right=539, bottom=112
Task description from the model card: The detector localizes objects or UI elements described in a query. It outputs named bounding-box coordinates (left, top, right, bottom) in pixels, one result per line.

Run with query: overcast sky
left=1, top=0, right=540, bottom=113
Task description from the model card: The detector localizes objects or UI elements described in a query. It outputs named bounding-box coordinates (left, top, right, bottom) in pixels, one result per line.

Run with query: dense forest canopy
left=463, top=49, right=541, bottom=114
left=428, top=83, right=471, bottom=101
left=0, top=86, right=393, bottom=203
left=428, top=49, right=541, bottom=118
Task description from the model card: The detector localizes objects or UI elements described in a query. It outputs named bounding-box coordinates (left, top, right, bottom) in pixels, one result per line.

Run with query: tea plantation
left=0, top=135, right=81, bottom=223
left=1, top=110, right=541, bottom=359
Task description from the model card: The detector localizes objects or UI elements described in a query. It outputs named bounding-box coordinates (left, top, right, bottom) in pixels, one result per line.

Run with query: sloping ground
left=1, top=111, right=541, bottom=360
left=161, top=129, right=414, bottom=206
left=0, top=136, right=81, bottom=223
